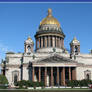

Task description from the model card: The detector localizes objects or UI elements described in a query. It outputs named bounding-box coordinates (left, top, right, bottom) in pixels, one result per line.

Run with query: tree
left=0, top=74, right=8, bottom=85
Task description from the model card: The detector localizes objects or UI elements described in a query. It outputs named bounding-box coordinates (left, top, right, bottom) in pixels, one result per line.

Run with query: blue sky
left=0, top=3, right=92, bottom=61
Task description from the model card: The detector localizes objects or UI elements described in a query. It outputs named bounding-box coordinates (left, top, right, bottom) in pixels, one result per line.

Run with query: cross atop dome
left=48, top=8, right=52, bottom=17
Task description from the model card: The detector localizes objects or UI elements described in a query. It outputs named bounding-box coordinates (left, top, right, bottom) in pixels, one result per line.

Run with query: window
left=75, top=46, right=78, bottom=52
left=27, top=45, right=31, bottom=52
left=84, top=70, right=91, bottom=80
left=14, top=74, right=18, bottom=83
left=74, top=46, right=78, bottom=55
left=86, top=74, right=90, bottom=80
left=12, top=71, right=19, bottom=83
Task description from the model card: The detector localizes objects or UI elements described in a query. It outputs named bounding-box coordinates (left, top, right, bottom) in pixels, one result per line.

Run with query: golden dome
left=73, top=37, right=77, bottom=41
left=27, top=36, right=32, bottom=40
left=70, top=37, right=80, bottom=45
left=40, top=8, right=60, bottom=27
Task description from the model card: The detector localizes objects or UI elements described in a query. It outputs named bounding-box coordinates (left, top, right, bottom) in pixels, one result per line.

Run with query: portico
left=28, top=54, right=77, bottom=86
left=31, top=66, right=76, bottom=86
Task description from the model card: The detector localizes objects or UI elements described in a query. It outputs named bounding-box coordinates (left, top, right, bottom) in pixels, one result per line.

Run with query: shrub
left=15, top=80, right=27, bottom=88
left=0, top=74, right=8, bottom=89
left=0, top=74, right=8, bottom=85
left=67, top=79, right=92, bottom=88
left=16, top=80, right=45, bottom=89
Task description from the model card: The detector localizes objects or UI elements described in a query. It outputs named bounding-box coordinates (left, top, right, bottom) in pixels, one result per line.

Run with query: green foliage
left=78, top=79, right=92, bottom=87
left=15, top=80, right=27, bottom=88
left=67, top=79, right=92, bottom=87
left=0, top=74, right=8, bottom=85
left=15, top=80, right=44, bottom=89
left=67, top=80, right=77, bottom=88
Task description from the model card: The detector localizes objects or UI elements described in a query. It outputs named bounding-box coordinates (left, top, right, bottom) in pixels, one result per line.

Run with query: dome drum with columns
left=35, top=9, right=65, bottom=53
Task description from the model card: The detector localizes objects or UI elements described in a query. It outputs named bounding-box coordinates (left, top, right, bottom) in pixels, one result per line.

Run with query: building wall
left=23, top=66, right=29, bottom=80
left=6, top=67, right=21, bottom=86
left=4, top=52, right=92, bottom=85
left=76, top=66, right=92, bottom=80
left=76, top=54, right=92, bottom=64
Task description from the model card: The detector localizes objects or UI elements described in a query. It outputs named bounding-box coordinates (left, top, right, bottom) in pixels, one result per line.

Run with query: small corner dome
left=70, top=37, right=80, bottom=45
left=25, top=36, right=34, bottom=44
left=40, top=8, right=60, bottom=27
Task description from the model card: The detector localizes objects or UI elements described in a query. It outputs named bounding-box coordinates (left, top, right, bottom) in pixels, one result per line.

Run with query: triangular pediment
left=35, top=54, right=77, bottom=64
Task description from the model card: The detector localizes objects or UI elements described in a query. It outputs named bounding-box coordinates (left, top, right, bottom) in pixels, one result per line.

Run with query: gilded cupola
left=40, top=8, right=60, bottom=27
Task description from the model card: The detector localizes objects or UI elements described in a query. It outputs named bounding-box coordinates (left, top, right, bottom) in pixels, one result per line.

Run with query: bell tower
left=24, top=36, right=34, bottom=54
left=70, top=37, right=80, bottom=55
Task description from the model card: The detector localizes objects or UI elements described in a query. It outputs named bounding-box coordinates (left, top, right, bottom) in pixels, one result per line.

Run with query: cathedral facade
left=1, top=9, right=92, bottom=86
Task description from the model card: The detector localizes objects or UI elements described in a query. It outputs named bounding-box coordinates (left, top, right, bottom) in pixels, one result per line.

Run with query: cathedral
left=1, top=9, right=92, bottom=86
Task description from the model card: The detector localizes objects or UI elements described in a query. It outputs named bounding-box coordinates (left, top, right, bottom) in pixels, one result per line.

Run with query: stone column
left=48, top=36, right=51, bottom=47
left=60, top=38, right=62, bottom=49
left=51, top=67, right=54, bottom=86
left=78, top=45, right=80, bottom=53
left=41, top=37, right=43, bottom=48
left=45, top=36, right=47, bottom=48
left=62, top=39, right=64, bottom=48
left=32, top=67, right=35, bottom=82
left=36, top=39, right=38, bottom=50
left=61, top=67, right=65, bottom=86
left=69, top=67, right=71, bottom=80
left=39, top=37, right=40, bottom=48
left=59, top=38, right=61, bottom=49
left=39, top=67, right=41, bottom=82
left=72, top=67, right=76, bottom=80
left=57, top=67, right=59, bottom=85
left=59, top=37, right=61, bottom=48
left=56, top=36, right=57, bottom=47
left=45, top=67, right=47, bottom=86
left=57, top=37, right=59, bottom=48
left=52, top=36, right=55, bottom=47
left=71, top=45, right=74, bottom=54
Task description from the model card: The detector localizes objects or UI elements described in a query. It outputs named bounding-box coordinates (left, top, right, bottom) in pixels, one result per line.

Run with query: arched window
left=84, top=70, right=91, bottom=80
left=86, top=74, right=90, bottom=80
left=12, top=71, right=19, bottom=83
left=75, top=46, right=78, bottom=52
left=27, top=45, right=31, bottom=52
